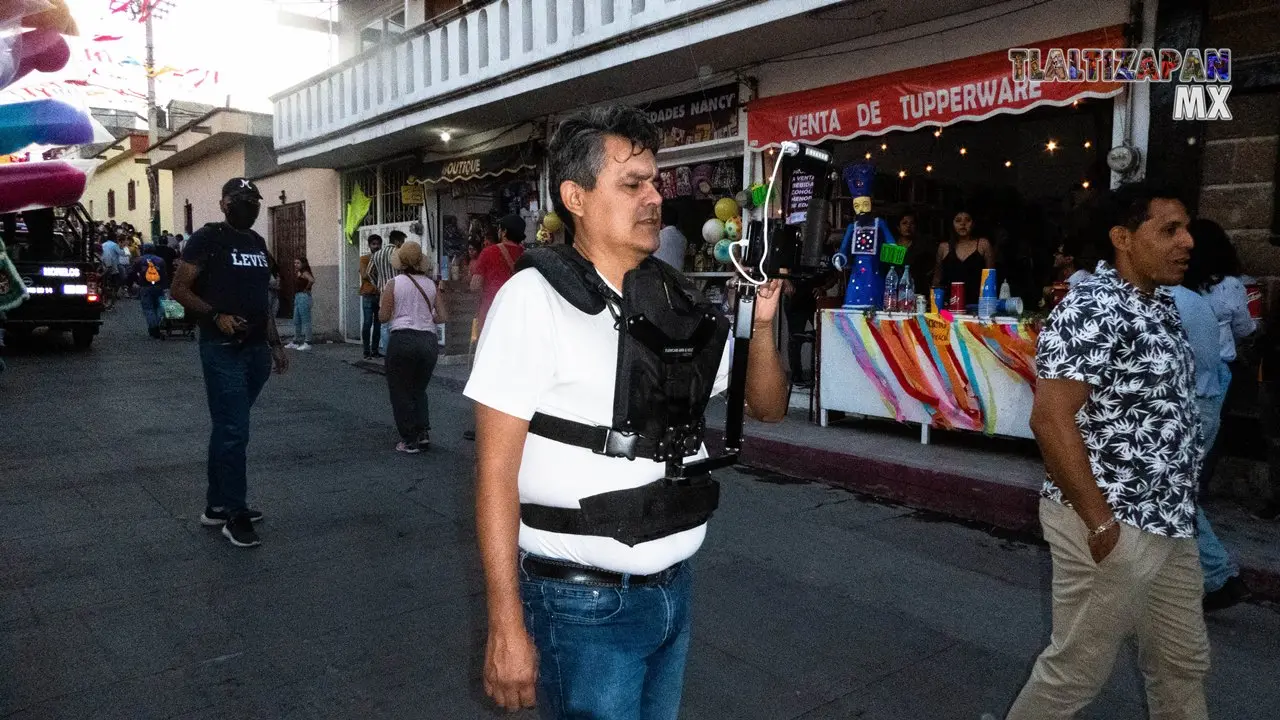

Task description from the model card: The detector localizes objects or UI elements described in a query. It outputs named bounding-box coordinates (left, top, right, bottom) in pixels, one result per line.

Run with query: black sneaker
left=201, top=506, right=264, bottom=526
left=418, top=431, right=431, bottom=450
left=222, top=515, right=261, bottom=548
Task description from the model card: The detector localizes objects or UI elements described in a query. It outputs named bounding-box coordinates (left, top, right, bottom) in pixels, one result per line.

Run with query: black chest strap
left=520, top=475, right=720, bottom=547
left=528, top=411, right=703, bottom=462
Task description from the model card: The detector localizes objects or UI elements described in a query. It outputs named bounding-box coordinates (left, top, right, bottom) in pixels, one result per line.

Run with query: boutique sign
left=417, top=142, right=540, bottom=184
left=642, top=84, right=741, bottom=149
left=748, top=27, right=1126, bottom=148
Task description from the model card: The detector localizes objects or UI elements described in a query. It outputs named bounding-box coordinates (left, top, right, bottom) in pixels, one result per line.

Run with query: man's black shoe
left=222, top=515, right=261, bottom=548
left=1203, top=575, right=1250, bottom=612
left=201, top=506, right=264, bottom=526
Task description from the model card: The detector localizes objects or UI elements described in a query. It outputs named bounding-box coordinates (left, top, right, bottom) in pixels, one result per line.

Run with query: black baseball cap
left=221, top=177, right=262, bottom=200
left=498, top=214, right=525, bottom=242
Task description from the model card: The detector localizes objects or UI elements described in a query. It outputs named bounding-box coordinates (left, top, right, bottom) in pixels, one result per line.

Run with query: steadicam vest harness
left=516, top=245, right=731, bottom=546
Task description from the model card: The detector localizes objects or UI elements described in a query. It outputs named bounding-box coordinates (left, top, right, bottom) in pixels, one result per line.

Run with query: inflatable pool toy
left=0, top=28, right=70, bottom=89
left=0, top=100, right=96, bottom=154
left=0, top=160, right=89, bottom=213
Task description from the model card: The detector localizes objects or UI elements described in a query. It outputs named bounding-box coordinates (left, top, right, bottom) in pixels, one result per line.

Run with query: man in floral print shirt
left=1008, top=183, right=1207, bottom=720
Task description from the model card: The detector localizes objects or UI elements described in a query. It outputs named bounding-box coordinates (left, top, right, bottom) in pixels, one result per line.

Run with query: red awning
left=747, top=26, right=1126, bottom=149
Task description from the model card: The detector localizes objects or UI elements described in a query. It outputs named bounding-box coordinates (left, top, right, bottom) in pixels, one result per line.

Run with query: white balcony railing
left=272, top=0, right=734, bottom=153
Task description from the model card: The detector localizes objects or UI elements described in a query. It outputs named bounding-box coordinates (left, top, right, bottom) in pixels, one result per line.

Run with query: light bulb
left=880, top=143, right=888, bottom=151
left=898, top=170, right=906, bottom=178
left=925, top=164, right=933, bottom=172
left=864, top=152, right=872, bottom=160
left=1083, top=140, right=1092, bottom=149
left=959, top=147, right=968, bottom=155
left=440, top=131, right=452, bottom=142
left=1046, top=140, right=1058, bottom=152
left=1004, top=160, right=1012, bottom=168
left=933, top=129, right=942, bottom=138
left=1082, top=180, right=1090, bottom=189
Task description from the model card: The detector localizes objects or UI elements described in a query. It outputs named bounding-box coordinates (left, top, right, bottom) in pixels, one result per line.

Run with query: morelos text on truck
left=2, top=204, right=104, bottom=349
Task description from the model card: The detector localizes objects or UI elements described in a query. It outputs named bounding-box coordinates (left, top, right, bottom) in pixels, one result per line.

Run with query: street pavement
left=2, top=310, right=1279, bottom=719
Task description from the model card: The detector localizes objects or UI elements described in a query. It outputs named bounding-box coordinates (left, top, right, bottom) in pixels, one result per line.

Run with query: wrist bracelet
left=1088, top=518, right=1117, bottom=538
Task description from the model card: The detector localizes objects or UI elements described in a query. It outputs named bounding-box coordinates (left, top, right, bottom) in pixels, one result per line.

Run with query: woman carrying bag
left=379, top=241, right=447, bottom=453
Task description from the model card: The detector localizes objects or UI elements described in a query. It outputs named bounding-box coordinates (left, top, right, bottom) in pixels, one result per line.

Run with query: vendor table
left=818, top=308, right=1039, bottom=443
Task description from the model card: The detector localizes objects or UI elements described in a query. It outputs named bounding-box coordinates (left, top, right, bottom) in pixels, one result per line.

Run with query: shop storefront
left=641, top=83, right=747, bottom=276
left=416, top=138, right=543, bottom=357
left=746, top=26, right=1125, bottom=441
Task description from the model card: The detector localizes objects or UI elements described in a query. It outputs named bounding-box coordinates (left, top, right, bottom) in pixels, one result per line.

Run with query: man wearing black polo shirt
left=171, top=178, right=289, bottom=548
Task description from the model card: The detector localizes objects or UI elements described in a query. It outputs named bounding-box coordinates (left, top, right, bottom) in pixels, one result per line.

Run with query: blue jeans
left=139, top=286, right=163, bottom=332
left=200, top=342, right=271, bottom=513
left=519, top=554, right=692, bottom=720
left=1195, top=389, right=1238, bottom=592
left=292, top=291, right=312, bottom=343
left=380, top=323, right=390, bottom=355
left=361, top=294, right=381, bottom=355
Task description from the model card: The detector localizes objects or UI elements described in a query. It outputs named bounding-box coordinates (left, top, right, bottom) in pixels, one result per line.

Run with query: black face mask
left=226, top=199, right=260, bottom=230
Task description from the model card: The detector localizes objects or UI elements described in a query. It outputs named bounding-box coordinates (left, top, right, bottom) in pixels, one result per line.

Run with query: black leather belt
left=521, top=555, right=681, bottom=587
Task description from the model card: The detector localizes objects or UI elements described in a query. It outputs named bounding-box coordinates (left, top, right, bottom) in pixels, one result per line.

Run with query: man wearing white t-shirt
left=466, top=106, right=788, bottom=718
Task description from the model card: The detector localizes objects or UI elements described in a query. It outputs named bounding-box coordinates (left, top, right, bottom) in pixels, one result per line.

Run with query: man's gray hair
left=548, top=105, right=662, bottom=237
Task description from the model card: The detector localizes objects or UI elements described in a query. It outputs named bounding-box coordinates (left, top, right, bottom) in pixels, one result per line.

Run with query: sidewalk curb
left=345, top=356, right=1280, bottom=604
left=707, top=431, right=1280, bottom=604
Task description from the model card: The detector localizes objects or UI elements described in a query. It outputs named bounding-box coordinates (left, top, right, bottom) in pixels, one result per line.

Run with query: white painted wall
left=171, top=145, right=248, bottom=232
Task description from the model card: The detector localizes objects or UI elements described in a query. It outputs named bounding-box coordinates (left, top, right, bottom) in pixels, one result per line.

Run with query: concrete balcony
left=271, top=0, right=866, bottom=167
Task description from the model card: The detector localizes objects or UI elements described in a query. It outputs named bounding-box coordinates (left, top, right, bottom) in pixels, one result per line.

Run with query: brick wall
left=1200, top=0, right=1280, bottom=276
left=1198, top=0, right=1280, bottom=274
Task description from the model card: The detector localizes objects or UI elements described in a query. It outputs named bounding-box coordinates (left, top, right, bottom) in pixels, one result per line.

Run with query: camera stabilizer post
left=667, top=141, right=835, bottom=481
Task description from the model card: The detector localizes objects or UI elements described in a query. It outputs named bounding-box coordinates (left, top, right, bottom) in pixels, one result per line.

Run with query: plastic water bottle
left=999, top=279, right=1011, bottom=300
left=882, top=267, right=899, bottom=312
left=898, top=265, right=915, bottom=312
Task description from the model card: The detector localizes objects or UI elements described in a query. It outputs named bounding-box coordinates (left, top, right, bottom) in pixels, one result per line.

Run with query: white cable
left=730, top=142, right=795, bottom=286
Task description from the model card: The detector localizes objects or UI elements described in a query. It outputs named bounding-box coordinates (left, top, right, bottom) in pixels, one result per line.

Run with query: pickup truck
left=1, top=204, right=104, bottom=349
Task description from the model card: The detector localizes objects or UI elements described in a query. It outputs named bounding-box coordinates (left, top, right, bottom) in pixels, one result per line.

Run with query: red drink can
left=1246, top=281, right=1263, bottom=320
left=949, top=282, right=965, bottom=311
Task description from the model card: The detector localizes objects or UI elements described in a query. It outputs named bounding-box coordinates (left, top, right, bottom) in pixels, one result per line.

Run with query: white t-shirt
left=1067, top=268, right=1092, bottom=288
left=463, top=268, right=732, bottom=575
left=1202, top=276, right=1256, bottom=362
left=654, top=226, right=688, bottom=270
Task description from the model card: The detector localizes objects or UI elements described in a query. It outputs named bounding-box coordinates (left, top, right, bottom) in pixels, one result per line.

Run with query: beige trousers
left=1007, top=499, right=1210, bottom=720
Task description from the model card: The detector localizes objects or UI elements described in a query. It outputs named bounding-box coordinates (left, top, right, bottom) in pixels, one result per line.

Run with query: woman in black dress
left=933, top=210, right=994, bottom=309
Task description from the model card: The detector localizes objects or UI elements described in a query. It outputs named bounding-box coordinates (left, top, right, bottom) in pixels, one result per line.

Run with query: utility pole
left=144, top=6, right=159, bottom=243
left=129, top=0, right=169, bottom=242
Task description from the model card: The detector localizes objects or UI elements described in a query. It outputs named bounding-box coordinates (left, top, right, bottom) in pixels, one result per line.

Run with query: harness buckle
left=597, top=428, right=640, bottom=461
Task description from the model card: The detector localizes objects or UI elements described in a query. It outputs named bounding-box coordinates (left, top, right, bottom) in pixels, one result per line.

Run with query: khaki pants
left=1007, top=499, right=1210, bottom=720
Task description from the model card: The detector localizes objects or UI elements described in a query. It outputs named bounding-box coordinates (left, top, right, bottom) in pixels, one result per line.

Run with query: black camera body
left=742, top=143, right=836, bottom=281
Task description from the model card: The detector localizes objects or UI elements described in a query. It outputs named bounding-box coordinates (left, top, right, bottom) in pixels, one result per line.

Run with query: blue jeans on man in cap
left=200, top=341, right=271, bottom=513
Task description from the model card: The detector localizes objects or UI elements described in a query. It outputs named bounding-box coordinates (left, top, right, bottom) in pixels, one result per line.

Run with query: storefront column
left=1146, top=0, right=1208, bottom=208
left=1110, top=0, right=1159, bottom=188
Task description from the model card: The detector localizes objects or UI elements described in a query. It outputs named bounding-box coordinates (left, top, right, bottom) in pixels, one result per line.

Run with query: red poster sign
left=748, top=26, right=1126, bottom=148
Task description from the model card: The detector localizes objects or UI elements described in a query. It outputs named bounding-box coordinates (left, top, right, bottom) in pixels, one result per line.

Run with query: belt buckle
left=598, top=428, right=639, bottom=461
